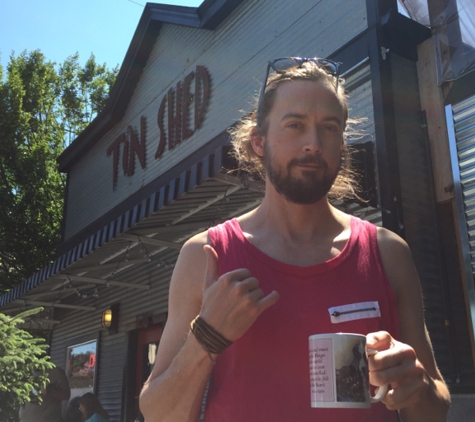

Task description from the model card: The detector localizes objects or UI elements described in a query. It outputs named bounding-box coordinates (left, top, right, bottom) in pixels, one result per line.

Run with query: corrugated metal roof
left=0, top=145, right=264, bottom=313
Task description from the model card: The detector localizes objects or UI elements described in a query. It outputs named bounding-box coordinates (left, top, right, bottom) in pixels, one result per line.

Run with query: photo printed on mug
left=309, top=333, right=376, bottom=408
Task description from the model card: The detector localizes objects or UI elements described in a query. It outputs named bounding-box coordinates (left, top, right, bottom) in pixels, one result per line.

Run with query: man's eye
left=323, top=124, right=338, bottom=132
left=287, top=122, right=301, bottom=129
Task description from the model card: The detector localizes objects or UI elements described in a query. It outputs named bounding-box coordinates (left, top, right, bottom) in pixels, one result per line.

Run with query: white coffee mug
left=308, top=333, right=388, bottom=408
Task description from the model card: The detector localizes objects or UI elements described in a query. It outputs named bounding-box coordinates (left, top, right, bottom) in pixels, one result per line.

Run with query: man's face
left=260, top=79, right=345, bottom=204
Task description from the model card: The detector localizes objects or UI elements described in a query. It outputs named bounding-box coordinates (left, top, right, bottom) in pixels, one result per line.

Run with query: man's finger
left=203, top=244, right=219, bottom=290
left=257, top=290, right=279, bottom=311
left=366, top=331, right=393, bottom=350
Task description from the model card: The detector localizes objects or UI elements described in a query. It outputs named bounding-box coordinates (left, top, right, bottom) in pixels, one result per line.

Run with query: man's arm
left=139, top=232, right=213, bottom=422
left=139, top=231, right=279, bottom=422
left=369, top=227, right=450, bottom=422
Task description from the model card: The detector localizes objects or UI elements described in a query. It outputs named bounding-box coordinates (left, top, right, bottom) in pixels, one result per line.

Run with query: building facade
left=1, top=0, right=475, bottom=420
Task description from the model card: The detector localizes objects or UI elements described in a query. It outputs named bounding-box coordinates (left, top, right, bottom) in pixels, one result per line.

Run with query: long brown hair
left=228, top=61, right=361, bottom=202
left=79, top=393, right=109, bottom=420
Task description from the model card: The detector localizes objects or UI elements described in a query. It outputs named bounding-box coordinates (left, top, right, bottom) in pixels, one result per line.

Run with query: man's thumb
left=203, top=245, right=219, bottom=289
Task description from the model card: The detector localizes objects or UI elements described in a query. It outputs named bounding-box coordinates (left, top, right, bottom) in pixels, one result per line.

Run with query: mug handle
left=367, top=348, right=388, bottom=403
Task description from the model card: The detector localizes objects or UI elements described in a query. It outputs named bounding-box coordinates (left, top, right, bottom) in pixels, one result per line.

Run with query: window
left=66, top=339, right=97, bottom=397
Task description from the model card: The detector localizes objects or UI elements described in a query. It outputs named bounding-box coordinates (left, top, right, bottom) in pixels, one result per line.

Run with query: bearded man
left=139, top=58, right=450, bottom=422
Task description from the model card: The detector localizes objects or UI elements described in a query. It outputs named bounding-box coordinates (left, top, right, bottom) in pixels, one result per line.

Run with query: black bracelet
left=190, top=316, right=233, bottom=364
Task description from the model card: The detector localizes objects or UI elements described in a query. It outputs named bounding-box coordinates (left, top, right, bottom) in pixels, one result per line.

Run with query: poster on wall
left=66, top=340, right=97, bottom=397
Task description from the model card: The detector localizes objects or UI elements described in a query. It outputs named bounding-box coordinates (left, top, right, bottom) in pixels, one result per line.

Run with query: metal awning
left=0, top=146, right=265, bottom=315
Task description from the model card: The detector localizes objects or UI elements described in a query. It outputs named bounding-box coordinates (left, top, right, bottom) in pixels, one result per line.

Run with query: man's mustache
left=287, top=155, right=327, bottom=169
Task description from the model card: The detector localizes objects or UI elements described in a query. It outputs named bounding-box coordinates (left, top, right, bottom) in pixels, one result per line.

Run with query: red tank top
left=205, top=216, right=399, bottom=422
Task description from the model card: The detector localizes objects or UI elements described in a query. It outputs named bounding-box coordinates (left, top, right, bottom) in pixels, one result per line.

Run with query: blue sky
left=0, top=0, right=203, bottom=71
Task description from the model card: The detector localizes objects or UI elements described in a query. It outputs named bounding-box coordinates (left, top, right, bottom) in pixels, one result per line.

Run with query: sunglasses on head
left=256, top=57, right=341, bottom=123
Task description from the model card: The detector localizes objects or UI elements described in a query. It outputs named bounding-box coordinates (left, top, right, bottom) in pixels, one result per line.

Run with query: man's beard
left=263, top=142, right=339, bottom=204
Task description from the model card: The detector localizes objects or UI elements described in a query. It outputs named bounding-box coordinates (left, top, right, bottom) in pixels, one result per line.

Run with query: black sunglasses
left=256, top=57, right=341, bottom=123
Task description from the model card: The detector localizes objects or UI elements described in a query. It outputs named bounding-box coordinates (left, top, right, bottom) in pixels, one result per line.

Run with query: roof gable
left=58, top=0, right=244, bottom=172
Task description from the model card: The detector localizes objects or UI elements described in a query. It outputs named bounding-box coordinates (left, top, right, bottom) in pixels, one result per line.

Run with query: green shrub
left=0, top=307, right=54, bottom=422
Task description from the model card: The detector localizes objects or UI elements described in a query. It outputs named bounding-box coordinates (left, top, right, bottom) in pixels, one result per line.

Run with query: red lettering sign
left=155, top=96, right=167, bottom=159
left=155, top=65, right=211, bottom=159
left=194, top=66, right=210, bottom=130
left=107, top=116, right=147, bottom=190
left=107, top=65, right=211, bottom=190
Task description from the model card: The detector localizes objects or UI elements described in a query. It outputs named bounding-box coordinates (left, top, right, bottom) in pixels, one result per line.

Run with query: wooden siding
left=64, top=0, right=368, bottom=239
left=417, top=37, right=454, bottom=203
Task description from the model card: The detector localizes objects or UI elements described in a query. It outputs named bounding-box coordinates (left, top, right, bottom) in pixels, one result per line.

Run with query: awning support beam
left=54, top=274, right=150, bottom=290
left=120, top=234, right=183, bottom=250
left=171, top=185, right=241, bottom=225
left=13, top=300, right=95, bottom=311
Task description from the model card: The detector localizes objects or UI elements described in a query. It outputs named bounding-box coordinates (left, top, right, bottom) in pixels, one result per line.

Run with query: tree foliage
left=0, top=50, right=118, bottom=293
left=0, top=307, right=54, bottom=422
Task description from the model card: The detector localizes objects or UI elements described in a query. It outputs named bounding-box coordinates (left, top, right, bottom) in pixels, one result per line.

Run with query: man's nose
left=303, top=128, right=322, bottom=153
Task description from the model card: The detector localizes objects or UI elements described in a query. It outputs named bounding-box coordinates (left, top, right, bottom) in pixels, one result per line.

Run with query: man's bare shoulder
left=172, top=230, right=209, bottom=289
left=376, top=226, right=411, bottom=258
left=181, top=230, right=209, bottom=252
left=376, top=226, right=419, bottom=299
left=167, top=229, right=213, bottom=308
left=175, top=230, right=208, bottom=272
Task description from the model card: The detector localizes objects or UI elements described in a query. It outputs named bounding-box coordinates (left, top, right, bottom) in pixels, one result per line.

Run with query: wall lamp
left=101, top=303, right=119, bottom=332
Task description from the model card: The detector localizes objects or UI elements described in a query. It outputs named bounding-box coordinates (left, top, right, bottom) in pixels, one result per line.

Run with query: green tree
left=0, top=307, right=54, bottom=422
left=0, top=50, right=118, bottom=293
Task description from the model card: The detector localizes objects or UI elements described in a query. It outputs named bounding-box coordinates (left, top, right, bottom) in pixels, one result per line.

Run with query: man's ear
left=250, top=126, right=265, bottom=157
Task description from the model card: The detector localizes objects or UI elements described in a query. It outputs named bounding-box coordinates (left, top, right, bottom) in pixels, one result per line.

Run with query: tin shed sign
left=107, top=65, right=211, bottom=190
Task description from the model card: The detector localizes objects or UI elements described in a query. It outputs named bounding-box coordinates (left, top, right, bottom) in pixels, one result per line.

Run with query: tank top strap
left=208, top=218, right=244, bottom=270
left=350, top=216, right=388, bottom=277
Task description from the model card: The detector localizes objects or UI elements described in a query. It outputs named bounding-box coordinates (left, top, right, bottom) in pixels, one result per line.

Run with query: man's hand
left=199, top=245, right=279, bottom=342
left=367, top=331, right=430, bottom=411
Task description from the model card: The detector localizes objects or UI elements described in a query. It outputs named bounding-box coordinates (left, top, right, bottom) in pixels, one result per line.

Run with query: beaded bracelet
left=190, top=316, right=233, bottom=364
